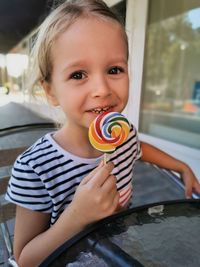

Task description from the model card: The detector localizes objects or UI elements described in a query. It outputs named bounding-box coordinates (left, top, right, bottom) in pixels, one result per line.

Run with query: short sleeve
left=5, top=156, right=52, bottom=213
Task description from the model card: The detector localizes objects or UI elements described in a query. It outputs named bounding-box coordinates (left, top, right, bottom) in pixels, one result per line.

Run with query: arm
left=14, top=205, right=86, bottom=267
left=15, top=162, right=119, bottom=267
left=140, top=141, right=200, bottom=197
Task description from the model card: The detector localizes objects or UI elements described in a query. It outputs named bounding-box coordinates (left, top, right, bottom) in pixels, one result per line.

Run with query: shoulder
left=16, top=133, right=57, bottom=166
left=10, top=133, right=60, bottom=182
left=129, top=123, right=139, bottom=137
left=120, top=123, right=139, bottom=148
left=112, top=123, right=138, bottom=155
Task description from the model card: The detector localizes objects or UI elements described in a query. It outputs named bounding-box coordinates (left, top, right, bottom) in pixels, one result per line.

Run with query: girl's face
left=43, top=17, right=129, bottom=133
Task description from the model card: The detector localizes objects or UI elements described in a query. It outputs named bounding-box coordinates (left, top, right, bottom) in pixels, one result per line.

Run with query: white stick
left=103, top=153, right=110, bottom=165
left=103, top=153, right=107, bottom=165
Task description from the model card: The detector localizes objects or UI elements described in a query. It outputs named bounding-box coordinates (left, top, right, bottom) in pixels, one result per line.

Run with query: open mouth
left=89, top=106, right=113, bottom=114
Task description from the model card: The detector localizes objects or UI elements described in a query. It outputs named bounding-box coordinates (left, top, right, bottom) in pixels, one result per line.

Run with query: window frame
left=125, top=0, right=200, bottom=180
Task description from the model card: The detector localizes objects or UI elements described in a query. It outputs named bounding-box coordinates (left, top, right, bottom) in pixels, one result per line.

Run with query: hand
left=68, top=161, right=119, bottom=226
left=181, top=166, right=200, bottom=198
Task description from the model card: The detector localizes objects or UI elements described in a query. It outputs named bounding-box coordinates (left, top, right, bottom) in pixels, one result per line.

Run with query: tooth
left=91, top=106, right=111, bottom=113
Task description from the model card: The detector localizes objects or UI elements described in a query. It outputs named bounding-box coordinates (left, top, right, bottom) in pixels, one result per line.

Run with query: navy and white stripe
left=6, top=124, right=141, bottom=225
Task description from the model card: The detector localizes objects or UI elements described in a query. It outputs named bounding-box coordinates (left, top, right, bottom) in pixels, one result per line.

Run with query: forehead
left=51, top=16, right=127, bottom=63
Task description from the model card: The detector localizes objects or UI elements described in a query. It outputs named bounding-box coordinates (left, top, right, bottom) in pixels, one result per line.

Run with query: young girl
left=6, top=1, right=200, bottom=266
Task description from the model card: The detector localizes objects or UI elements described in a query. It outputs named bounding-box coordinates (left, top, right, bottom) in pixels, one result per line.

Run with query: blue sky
left=187, top=8, right=200, bottom=29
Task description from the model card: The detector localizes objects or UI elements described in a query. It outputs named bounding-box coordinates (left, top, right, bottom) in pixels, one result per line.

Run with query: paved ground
left=0, top=102, right=53, bottom=131
left=0, top=99, right=186, bottom=267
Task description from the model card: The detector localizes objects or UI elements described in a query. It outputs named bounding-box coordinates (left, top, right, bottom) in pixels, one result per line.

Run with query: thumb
left=80, top=160, right=104, bottom=185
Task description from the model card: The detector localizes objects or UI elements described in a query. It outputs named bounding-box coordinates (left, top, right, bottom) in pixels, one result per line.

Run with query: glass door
left=140, top=0, right=200, bottom=149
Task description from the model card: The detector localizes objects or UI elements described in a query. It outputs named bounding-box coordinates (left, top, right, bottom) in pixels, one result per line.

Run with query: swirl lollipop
left=89, top=112, right=130, bottom=163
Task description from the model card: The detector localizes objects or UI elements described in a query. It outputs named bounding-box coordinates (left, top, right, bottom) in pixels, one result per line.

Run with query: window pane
left=140, top=0, right=200, bottom=149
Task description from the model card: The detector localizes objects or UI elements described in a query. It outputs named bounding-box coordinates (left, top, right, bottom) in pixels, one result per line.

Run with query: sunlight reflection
left=6, top=54, right=28, bottom=78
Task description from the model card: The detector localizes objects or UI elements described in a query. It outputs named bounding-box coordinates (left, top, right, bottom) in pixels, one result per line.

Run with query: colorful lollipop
left=89, top=111, right=130, bottom=162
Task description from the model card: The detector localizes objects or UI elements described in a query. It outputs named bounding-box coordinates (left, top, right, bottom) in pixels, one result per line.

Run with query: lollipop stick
left=103, top=153, right=109, bottom=165
left=103, top=154, right=107, bottom=165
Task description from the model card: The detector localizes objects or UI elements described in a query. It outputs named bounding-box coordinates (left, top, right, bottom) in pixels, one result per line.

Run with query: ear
left=41, top=80, right=59, bottom=106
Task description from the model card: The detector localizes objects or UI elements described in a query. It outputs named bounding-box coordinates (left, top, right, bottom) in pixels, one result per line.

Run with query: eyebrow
left=62, top=61, right=86, bottom=73
left=62, top=57, right=128, bottom=73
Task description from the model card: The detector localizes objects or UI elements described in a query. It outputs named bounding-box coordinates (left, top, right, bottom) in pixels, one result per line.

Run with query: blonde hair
left=28, top=0, right=128, bottom=94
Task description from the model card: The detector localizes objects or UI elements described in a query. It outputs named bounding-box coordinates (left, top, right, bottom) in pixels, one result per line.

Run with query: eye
left=69, top=71, right=86, bottom=80
left=108, top=66, right=124, bottom=75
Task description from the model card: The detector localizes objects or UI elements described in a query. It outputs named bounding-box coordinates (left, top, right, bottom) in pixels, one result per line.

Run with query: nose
left=90, top=74, right=112, bottom=98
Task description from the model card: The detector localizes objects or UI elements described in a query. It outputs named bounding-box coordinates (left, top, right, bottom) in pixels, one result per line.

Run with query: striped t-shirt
left=6, top=125, right=141, bottom=225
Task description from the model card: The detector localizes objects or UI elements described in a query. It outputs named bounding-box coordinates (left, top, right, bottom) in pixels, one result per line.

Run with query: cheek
left=121, top=78, right=129, bottom=99
left=124, top=90, right=129, bottom=105
left=59, top=89, right=83, bottom=110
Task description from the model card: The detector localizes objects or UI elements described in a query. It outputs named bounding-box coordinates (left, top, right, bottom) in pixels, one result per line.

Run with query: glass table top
left=40, top=200, right=200, bottom=267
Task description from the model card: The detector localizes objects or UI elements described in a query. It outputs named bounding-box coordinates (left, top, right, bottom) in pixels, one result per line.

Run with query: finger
left=80, top=161, right=104, bottom=185
left=104, top=189, right=119, bottom=214
left=112, top=192, right=120, bottom=212
left=184, top=180, right=192, bottom=198
left=89, top=161, right=114, bottom=187
left=101, top=174, right=117, bottom=194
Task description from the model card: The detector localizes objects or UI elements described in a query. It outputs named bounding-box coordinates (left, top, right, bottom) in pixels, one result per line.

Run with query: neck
left=53, top=123, right=102, bottom=158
